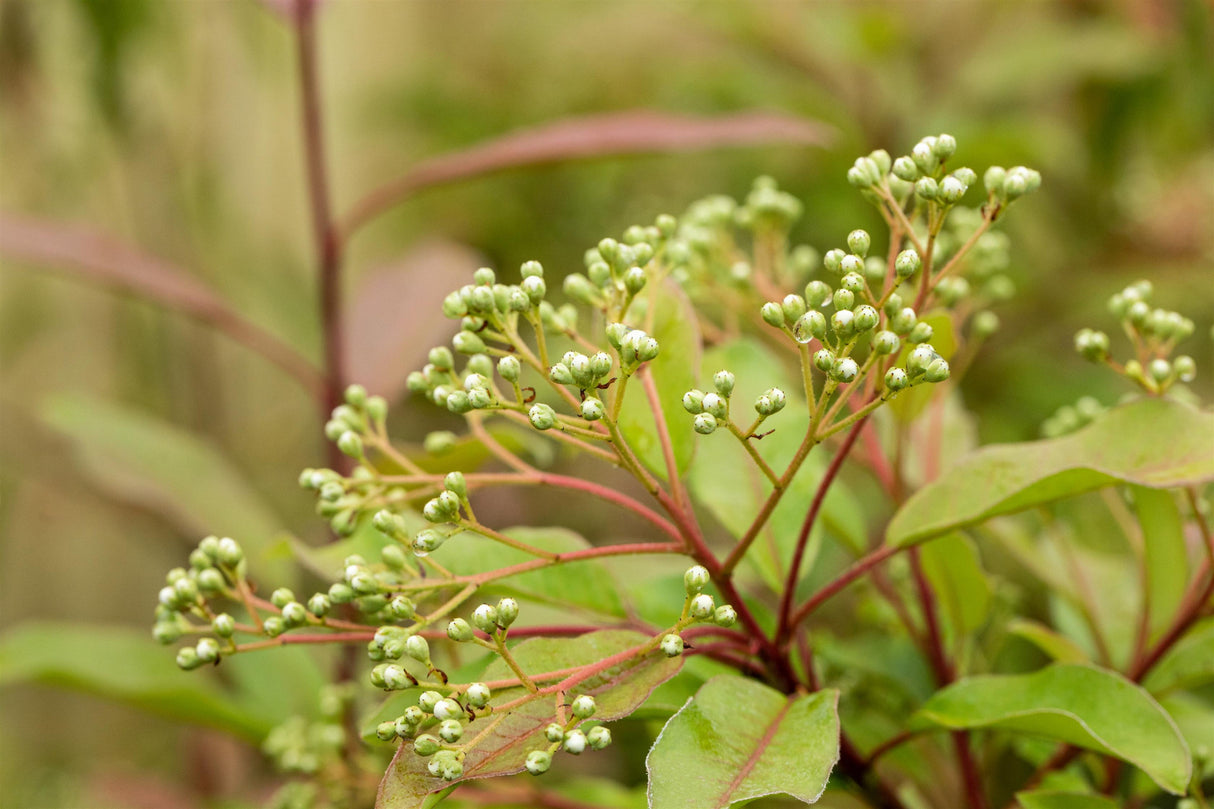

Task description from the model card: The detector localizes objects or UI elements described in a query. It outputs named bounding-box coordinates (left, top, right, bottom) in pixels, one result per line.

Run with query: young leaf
left=1132, top=486, right=1187, bottom=639
left=887, top=397, right=1214, bottom=547
left=646, top=675, right=840, bottom=808
left=1143, top=618, right=1214, bottom=696
left=377, top=630, right=680, bottom=808
left=919, top=532, right=992, bottom=637
left=617, top=280, right=701, bottom=479
left=1014, top=791, right=1120, bottom=809
left=0, top=622, right=276, bottom=741
left=911, top=664, right=1191, bottom=793
left=1005, top=619, right=1091, bottom=664
left=41, top=394, right=293, bottom=581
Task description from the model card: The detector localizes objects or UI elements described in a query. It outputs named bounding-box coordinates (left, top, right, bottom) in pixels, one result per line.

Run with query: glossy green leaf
left=920, top=533, right=991, bottom=636
left=41, top=394, right=290, bottom=579
left=888, top=398, right=1214, bottom=547
left=911, top=664, right=1191, bottom=793
left=429, top=526, right=626, bottom=619
left=1133, top=486, right=1187, bottom=639
left=617, top=279, right=701, bottom=479
left=1144, top=618, right=1214, bottom=696
left=0, top=622, right=275, bottom=741
left=377, top=630, right=680, bottom=808
left=646, top=675, right=840, bottom=808
left=689, top=338, right=866, bottom=588
left=1006, top=619, right=1090, bottom=664
left=1015, top=791, right=1120, bottom=809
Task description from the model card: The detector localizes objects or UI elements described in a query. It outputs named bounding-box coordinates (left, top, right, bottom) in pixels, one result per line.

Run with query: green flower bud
left=907, top=345, right=938, bottom=376
left=684, top=565, right=710, bottom=594
left=682, top=389, right=706, bottom=414
left=832, top=288, right=855, bottom=311
left=892, top=155, right=919, bottom=181
left=804, top=280, right=832, bottom=308
left=528, top=403, right=557, bottom=431
left=375, top=721, right=397, bottom=741
left=195, top=638, right=221, bottom=663
left=302, top=593, right=330, bottom=617
left=839, top=254, right=863, bottom=276
left=840, top=272, right=866, bottom=296
left=516, top=260, right=543, bottom=279
left=864, top=255, right=885, bottom=286
left=793, top=310, right=827, bottom=344
left=636, top=335, right=660, bottom=363
left=623, top=266, right=647, bottom=295
left=336, top=431, right=364, bottom=459
left=197, top=568, right=226, bottom=594
left=605, top=322, right=628, bottom=349
left=564, top=273, right=600, bottom=305
left=525, top=749, right=552, bottom=775
left=520, top=275, right=546, bottom=306
left=433, top=698, right=462, bottom=721
left=690, top=593, right=716, bottom=619
left=440, top=473, right=466, bottom=500
left=813, top=349, right=836, bottom=372
left=152, top=621, right=183, bottom=645
left=972, top=311, right=1000, bottom=338
left=443, top=618, right=473, bottom=642
left=452, top=331, right=487, bottom=356
left=473, top=267, right=496, bottom=286
left=580, top=397, right=604, bottom=421
left=216, top=537, right=243, bottom=567
left=173, top=577, right=200, bottom=604
left=414, top=733, right=441, bottom=756
left=587, top=725, right=612, bottom=750
left=282, top=602, right=309, bottom=627
left=458, top=683, right=489, bottom=709
left=442, top=291, right=468, bottom=318
left=176, top=647, right=202, bottom=670
left=823, top=249, right=845, bottom=275
left=413, top=529, right=445, bottom=556
left=701, top=392, right=728, bottom=419
left=761, top=302, right=786, bottom=328
left=853, top=305, right=880, bottom=332
left=472, top=604, right=499, bottom=633
left=1149, top=358, right=1172, bottom=383
left=263, top=616, right=286, bottom=638
left=328, top=582, right=355, bottom=604
left=713, top=370, right=735, bottom=397
left=895, top=249, right=921, bottom=278
left=693, top=413, right=718, bottom=435
left=872, top=330, right=901, bottom=355
left=939, top=176, right=966, bottom=203
left=270, top=588, right=295, bottom=608
left=563, top=728, right=588, bottom=755
left=428, top=347, right=454, bottom=372
left=366, top=396, right=388, bottom=423
left=350, top=572, right=380, bottom=595
left=397, top=635, right=427, bottom=665
left=925, top=358, right=951, bottom=383
left=908, top=321, right=934, bottom=344
left=984, top=166, right=1007, bottom=197
left=915, top=177, right=939, bottom=201
left=661, top=633, right=684, bottom=657
left=437, top=719, right=463, bottom=744
left=381, top=544, right=408, bottom=571
left=424, top=431, right=457, bottom=455
left=571, top=695, right=597, bottom=719
left=386, top=596, right=414, bottom=621
left=890, top=307, right=918, bottom=335
left=1074, top=328, right=1110, bottom=361
left=188, top=549, right=211, bottom=570
left=496, top=597, right=520, bottom=627
left=544, top=722, right=566, bottom=743
left=831, top=309, right=855, bottom=339
left=714, top=605, right=738, bottom=627
left=831, top=357, right=860, bottom=383
left=885, top=367, right=909, bottom=391
left=1174, top=355, right=1196, bottom=382
left=846, top=229, right=871, bottom=258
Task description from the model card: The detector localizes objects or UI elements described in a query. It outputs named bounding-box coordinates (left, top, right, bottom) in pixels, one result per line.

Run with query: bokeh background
left=1, top=1, right=1212, bottom=807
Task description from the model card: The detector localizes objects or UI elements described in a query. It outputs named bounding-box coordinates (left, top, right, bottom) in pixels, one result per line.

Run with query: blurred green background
left=1, top=0, right=1211, bottom=806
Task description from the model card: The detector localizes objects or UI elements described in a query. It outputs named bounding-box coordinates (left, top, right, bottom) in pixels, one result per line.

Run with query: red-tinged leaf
left=342, top=110, right=835, bottom=234
left=0, top=214, right=324, bottom=396
left=344, top=241, right=482, bottom=400
left=376, top=630, right=681, bottom=808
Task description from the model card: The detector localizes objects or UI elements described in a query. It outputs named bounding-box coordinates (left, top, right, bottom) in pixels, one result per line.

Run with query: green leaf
left=911, top=664, right=1191, bottom=793
left=1133, top=486, right=1188, bottom=639
left=1015, top=791, right=1121, bottom=809
left=1006, top=619, right=1090, bottom=664
left=919, top=533, right=991, bottom=636
left=646, top=675, right=840, bottom=808
left=1144, top=618, right=1214, bottom=696
left=428, top=526, right=626, bottom=619
left=887, top=398, right=1214, bottom=547
left=0, top=621, right=275, bottom=741
left=377, top=630, right=681, bottom=808
left=689, top=338, right=866, bottom=588
left=41, top=394, right=290, bottom=579
left=617, top=279, right=701, bottom=479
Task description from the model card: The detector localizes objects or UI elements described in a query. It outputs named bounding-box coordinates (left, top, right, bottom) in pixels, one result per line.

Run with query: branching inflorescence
left=155, top=134, right=1058, bottom=806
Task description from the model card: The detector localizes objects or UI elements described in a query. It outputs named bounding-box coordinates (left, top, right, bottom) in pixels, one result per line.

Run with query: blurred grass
left=1, top=0, right=1212, bottom=806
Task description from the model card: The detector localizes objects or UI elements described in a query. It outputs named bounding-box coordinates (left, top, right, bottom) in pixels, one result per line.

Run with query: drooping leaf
left=41, top=395, right=292, bottom=581
left=1015, top=791, right=1121, bottom=809
left=920, top=532, right=991, bottom=637
left=1006, top=619, right=1090, bottom=664
left=646, top=675, right=840, bottom=808
left=1132, top=486, right=1188, bottom=639
left=617, top=280, right=701, bottom=479
left=911, top=664, right=1191, bottom=793
left=429, top=526, right=627, bottom=619
left=1144, top=618, right=1214, bottom=696
left=0, top=215, right=324, bottom=395
left=689, top=338, right=866, bottom=588
left=0, top=622, right=275, bottom=741
left=887, top=398, right=1214, bottom=548
left=377, top=630, right=681, bottom=808
left=341, top=110, right=835, bottom=233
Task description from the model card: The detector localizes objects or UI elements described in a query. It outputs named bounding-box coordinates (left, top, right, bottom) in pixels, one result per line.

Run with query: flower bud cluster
left=1041, top=396, right=1107, bottom=438
left=606, top=322, right=661, bottom=369
left=681, top=370, right=747, bottom=434
left=154, top=536, right=248, bottom=668
left=1077, top=280, right=1198, bottom=394
left=263, top=715, right=345, bottom=776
